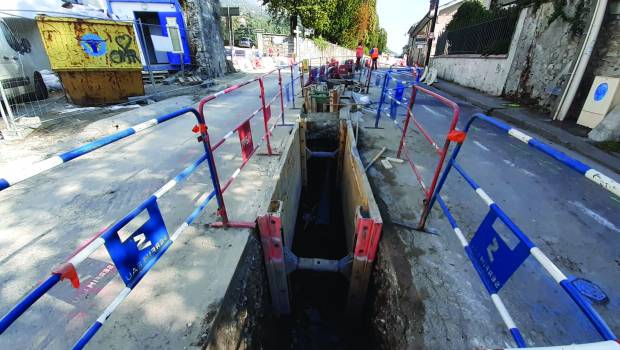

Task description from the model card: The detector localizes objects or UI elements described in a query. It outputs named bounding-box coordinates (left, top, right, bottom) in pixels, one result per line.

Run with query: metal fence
left=0, top=12, right=58, bottom=139
left=435, top=14, right=519, bottom=56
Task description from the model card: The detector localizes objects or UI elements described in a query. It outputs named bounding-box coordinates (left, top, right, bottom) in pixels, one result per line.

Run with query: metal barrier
left=0, top=107, right=223, bottom=349
left=372, top=71, right=460, bottom=230
left=197, top=65, right=298, bottom=228
left=0, top=61, right=303, bottom=348
left=425, top=113, right=619, bottom=348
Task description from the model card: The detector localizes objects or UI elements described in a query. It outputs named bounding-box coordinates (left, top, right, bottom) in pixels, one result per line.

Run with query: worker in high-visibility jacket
left=355, top=42, right=364, bottom=71
left=370, top=47, right=379, bottom=70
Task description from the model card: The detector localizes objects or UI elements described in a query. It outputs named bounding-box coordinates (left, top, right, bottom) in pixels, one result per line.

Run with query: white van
left=0, top=18, right=47, bottom=101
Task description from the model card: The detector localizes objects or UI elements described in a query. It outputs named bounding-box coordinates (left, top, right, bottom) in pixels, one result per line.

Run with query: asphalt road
left=360, top=73, right=620, bottom=347
left=0, top=72, right=294, bottom=349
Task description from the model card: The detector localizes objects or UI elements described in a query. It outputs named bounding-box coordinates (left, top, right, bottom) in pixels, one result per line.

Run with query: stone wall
left=502, top=3, right=589, bottom=112
left=181, top=0, right=228, bottom=77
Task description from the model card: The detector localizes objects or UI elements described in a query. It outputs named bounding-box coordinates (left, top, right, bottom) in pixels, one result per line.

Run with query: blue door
left=157, top=12, right=190, bottom=65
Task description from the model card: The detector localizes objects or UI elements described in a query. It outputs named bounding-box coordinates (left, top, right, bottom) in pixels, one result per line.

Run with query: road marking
left=473, top=140, right=490, bottom=152
left=422, top=105, right=445, bottom=118
left=502, top=159, right=538, bottom=178
left=569, top=200, right=620, bottom=234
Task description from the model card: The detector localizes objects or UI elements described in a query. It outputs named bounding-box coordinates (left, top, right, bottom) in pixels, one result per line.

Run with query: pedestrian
left=371, top=46, right=379, bottom=70
left=355, top=42, right=363, bottom=71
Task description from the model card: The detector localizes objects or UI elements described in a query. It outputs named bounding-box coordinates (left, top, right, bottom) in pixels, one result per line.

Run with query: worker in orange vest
left=355, top=42, right=364, bottom=71
left=370, top=46, right=379, bottom=70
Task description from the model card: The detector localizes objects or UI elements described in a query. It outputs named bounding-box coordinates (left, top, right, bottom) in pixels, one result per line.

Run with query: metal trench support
left=425, top=112, right=619, bottom=348
left=0, top=107, right=223, bottom=349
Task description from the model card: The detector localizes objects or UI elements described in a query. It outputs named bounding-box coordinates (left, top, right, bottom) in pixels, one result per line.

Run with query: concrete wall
left=431, top=8, right=526, bottom=96
left=297, top=37, right=355, bottom=61
left=432, top=55, right=513, bottom=95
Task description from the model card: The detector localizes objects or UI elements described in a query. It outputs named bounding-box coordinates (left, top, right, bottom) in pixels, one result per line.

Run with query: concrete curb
left=431, top=82, right=620, bottom=174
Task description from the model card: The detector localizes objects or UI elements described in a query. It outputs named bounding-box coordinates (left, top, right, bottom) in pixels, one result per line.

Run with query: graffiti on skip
left=110, top=34, right=138, bottom=64
left=80, top=33, right=107, bottom=57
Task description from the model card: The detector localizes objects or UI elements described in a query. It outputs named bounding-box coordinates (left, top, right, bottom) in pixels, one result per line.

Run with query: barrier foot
left=210, top=221, right=256, bottom=229
left=364, top=126, right=385, bottom=129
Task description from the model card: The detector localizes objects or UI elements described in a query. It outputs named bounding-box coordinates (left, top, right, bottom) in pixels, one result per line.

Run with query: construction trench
left=202, top=79, right=403, bottom=349
left=4, top=64, right=617, bottom=349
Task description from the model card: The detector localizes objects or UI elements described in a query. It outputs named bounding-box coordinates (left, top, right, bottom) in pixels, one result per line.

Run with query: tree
left=263, top=0, right=387, bottom=51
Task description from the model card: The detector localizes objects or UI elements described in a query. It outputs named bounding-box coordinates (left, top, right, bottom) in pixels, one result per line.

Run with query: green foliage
left=264, top=0, right=387, bottom=52
left=446, top=0, right=520, bottom=31
left=514, top=0, right=587, bottom=36
left=313, top=36, right=329, bottom=51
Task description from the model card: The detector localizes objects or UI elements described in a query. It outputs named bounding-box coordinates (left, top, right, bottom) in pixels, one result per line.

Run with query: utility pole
left=424, top=0, right=439, bottom=67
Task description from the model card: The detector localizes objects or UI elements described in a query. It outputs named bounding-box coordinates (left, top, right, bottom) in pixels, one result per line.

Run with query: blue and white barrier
left=426, top=112, right=619, bottom=347
left=0, top=107, right=202, bottom=192
left=0, top=106, right=227, bottom=349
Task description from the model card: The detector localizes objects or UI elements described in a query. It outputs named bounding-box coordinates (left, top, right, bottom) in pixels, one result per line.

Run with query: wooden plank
left=299, top=119, right=308, bottom=188
left=255, top=124, right=302, bottom=316
left=339, top=120, right=383, bottom=318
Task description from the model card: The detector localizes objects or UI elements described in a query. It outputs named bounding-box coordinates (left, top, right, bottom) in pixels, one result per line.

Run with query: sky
left=377, top=0, right=448, bottom=54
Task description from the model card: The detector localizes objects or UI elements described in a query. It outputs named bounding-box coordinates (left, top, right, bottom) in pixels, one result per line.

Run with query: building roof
left=407, top=0, right=464, bottom=38
left=0, top=0, right=112, bottom=20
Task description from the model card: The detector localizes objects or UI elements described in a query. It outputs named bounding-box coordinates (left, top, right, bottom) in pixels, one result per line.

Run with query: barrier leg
left=278, top=69, right=286, bottom=125
left=195, top=113, right=230, bottom=225
left=290, top=65, right=296, bottom=109
left=373, top=70, right=391, bottom=128
left=258, top=78, right=274, bottom=156
left=397, top=88, right=417, bottom=158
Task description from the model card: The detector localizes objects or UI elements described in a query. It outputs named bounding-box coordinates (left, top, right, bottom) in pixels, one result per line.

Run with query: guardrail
left=426, top=113, right=619, bottom=348
left=372, top=69, right=460, bottom=230
left=0, top=62, right=302, bottom=348
left=0, top=107, right=222, bottom=349
left=196, top=65, right=302, bottom=228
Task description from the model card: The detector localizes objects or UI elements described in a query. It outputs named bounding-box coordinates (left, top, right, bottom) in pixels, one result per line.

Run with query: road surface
left=359, top=71, right=620, bottom=348
left=0, top=72, right=296, bottom=349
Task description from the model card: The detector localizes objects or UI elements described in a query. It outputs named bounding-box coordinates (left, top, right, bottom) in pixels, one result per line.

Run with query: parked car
left=0, top=18, right=47, bottom=101
left=238, top=37, right=252, bottom=48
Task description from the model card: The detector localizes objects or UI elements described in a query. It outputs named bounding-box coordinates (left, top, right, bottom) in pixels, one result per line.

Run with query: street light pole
left=424, top=0, right=439, bottom=68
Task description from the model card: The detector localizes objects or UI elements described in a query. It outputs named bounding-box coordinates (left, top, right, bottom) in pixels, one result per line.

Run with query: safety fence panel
left=197, top=65, right=300, bottom=228
left=0, top=107, right=222, bottom=349
left=373, top=70, right=459, bottom=229
left=426, top=112, right=619, bottom=348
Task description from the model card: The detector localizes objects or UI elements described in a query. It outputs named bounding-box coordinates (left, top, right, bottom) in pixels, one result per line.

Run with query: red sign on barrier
left=264, top=104, right=272, bottom=122
left=238, top=120, right=254, bottom=162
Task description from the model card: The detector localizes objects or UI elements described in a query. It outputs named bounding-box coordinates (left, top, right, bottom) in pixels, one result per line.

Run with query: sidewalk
left=432, top=79, right=620, bottom=174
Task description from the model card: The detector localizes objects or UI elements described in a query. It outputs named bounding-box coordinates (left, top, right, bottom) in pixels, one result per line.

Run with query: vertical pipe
left=136, top=19, right=155, bottom=86
left=289, top=65, right=296, bottom=109
left=553, top=0, right=608, bottom=121
left=397, top=87, right=418, bottom=158
left=258, top=78, right=273, bottom=155
left=278, top=69, right=285, bottom=124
